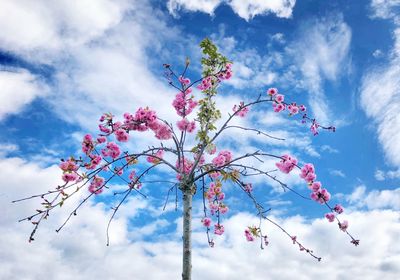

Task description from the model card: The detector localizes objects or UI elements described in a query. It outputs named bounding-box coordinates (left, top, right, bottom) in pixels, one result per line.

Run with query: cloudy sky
left=0, top=0, right=400, bottom=279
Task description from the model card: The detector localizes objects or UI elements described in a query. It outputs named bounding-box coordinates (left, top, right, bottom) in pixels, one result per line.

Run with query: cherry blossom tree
left=14, top=39, right=359, bottom=280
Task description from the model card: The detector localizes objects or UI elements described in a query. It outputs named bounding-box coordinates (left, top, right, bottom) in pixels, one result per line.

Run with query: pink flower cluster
left=179, top=75, right=191, bottom=86
left=268, top=87, right=307, bottom=116
left=205, top=182, right=227, bottom=209
left=310, top=120, right=319, bottom=136
left=244, top=228, right=254, bottom=241
left=88, top=176, right=104, bottom=194
left=59, top=158, right=79, bottom=172
left=146, top=149, right=164, bottom=164
left=217, top=63, right=233, bottom=80
left=177, top=118, right=196, bottom=133
left=271, top=90, right=285, bottom=113
left=244, top=183, right=253, bottom=193
left=202, top=181, right=229, bottom=236
left=101, top=142, right=121, bottom=159
left=197, top=76, right=213, bottom=91
left=232, top=101, right=249, bottom=117
left=212, top=150, right=233, bottom=167
left=339, top=220, right=349, bottom=231
left=325, top=204, right=345, bottom=222
left=62, top=172, right=79, bottom=183
left=60, top=158, right=80, bottom=183
left=84, top=154, right=102, bottom=170
left=299, top=163, right=331, bottom=204
left=276, top=154, right=298, bottom=174
left=300, top=163, right=316, bottom=182
left=82, top=134, right=94, bottom=155
left=176, top=158, right=194, bottom=180
left=115, top=129, right=129, bottom=142
left=128, top=170, right=142, bottom=190
left=172, top=88, right=198, bottom=117
left=214, top=224, right=225, bottom=235
left=202, top=217, right=211, bottom=227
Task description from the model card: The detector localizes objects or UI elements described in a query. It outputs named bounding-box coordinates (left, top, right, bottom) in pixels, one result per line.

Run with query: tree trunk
left=182, top=186, right=193, bottom=280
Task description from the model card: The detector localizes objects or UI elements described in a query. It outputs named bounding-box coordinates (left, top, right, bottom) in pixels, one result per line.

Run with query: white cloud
left=289, top=15, right=352, bottom=124
left=329, top=169, right=346, bottom=178
left=0, top=0, right=126, bottom=62
left=167, top=0, right=296, bottom=21
left=321, top=145, right=339, bottom=154
left=347, top=185, right=400, bottom=210
left=360, top=28, right=400, bottom=166
left=0, top=143, right=18, bottom=157
left=375, top=168, right=400, bottom=180
left=373, top=49, right=384, bottom=58
left=370, top=0, right=400, bottom=20
left=0, top=70, right=47, bottom=120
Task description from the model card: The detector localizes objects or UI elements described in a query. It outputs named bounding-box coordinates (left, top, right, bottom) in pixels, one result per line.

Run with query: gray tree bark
left=182, top=185, right=193, bottom=280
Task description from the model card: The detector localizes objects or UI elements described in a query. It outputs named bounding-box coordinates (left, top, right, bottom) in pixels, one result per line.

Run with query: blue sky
left=0, top=0, right=399, bottom=279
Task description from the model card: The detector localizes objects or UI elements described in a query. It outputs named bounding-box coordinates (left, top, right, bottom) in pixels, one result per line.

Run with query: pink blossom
left=97, top=136, right=107, bottom=143
left=179, top=76, right=191, bottom=86
left=212, top=155, right=225, bottom=167
left=62, top=172, right=78, bottom=183
left=128, top=170, right=142, bottom=189
left=82, top=134, right=94, bottom=155
left=172, top=91, right=197, bottom=117
left=244, top=183, right=253, bottom=193
left=219, top=205, right=229, bottom=214
left=217, top=192, right=225, bottom=201
left=88, top=176, right=104, bottom=194
left=334, top=204, right=344, bottom=214
left=84, top=155, right=102, bottom=170
left=325, top=213, right=335, bottom=222
left=287, top=103, right=299, bottom=115
left=310, top=120, right=319, bottom=136
left=275, top=94, right=284, bottom=103
left=310, top=181, right=322, bottom=192
left=299, top=104, right=306, bottom=112
left=267, top=87, right=278, bottom=96
left=300, top=163, right=316, bottom=183
left=209, top=171, right=221, bottom=179
left=59, top=159, right=79, bottom=172
left=101, top=142, right=121, bottom=159
left=276, top=154, right=298, bottom=174
left=311, top=188, right=331, bottom=204
left=115, top=129, right=129, bottom=142
left=214, top=224, right=225, bottom=235
left=147, top=149, right=164, bottom=164
left=233, top=102, right=249, bottom=117
left=154, top=123, right=172, bottom=140
left=202, top=217, right=211, bottom=227
left=212, top=150, right=233, bottom=167
left=176, top=158, right=194, bottom=180
left=177, top=118, right=196, bottom=133
left=273, top=103, right=286, bottom=112
left=197, top=76, right=213, bottom=91
left=339, top=220, right=349, bottom=231
left=99, top=124, right=111, bottom=134
left=245, top=229, right=254, bottom=241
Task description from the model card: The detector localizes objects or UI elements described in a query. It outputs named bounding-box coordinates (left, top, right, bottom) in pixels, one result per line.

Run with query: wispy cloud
left=360, top=27, right=400, bottom=166
left=346, top=185, right=400, bottom=210
left=288, top=14, right=352, bottom=124
left=167, top=0, right=296, bottom=21
left=0, top=69, right=47, bottom=120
